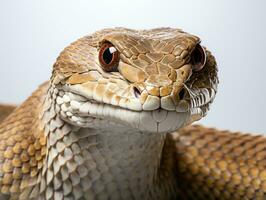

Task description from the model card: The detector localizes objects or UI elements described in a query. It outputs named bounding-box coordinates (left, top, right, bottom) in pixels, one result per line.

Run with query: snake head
left=51, top=28, right=218, bottom=133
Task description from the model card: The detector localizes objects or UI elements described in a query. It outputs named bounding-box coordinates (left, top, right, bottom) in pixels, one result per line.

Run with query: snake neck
left=39, top=86, right=177, bottom=200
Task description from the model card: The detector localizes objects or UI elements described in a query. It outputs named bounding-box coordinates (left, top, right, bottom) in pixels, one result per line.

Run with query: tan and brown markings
left=0, top=27, right=265, bottom=200
left=0, top=105, right=16, bottom=123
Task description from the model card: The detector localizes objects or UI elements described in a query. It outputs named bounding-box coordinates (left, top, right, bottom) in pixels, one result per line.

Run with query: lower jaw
left=54, top=87, right=211, bottom=133
left=58, top=99, right=191, bottom=133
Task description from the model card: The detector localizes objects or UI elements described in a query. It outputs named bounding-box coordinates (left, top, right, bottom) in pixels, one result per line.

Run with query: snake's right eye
left=99, top=42, right=120, bottom=72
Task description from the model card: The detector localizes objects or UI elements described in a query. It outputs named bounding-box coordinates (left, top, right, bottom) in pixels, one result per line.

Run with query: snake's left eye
left=99, top=42, right=120, bottom=72
left=191, top=44, right=206, bottom=71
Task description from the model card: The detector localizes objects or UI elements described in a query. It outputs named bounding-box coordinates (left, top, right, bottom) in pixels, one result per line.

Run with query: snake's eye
left=99, top=42, right=120, bottom=72
left=191, top=44, right=206, bottom=71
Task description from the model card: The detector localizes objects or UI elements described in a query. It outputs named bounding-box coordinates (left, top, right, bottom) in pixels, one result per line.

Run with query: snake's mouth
left=53, top=83, right=215, bottom=133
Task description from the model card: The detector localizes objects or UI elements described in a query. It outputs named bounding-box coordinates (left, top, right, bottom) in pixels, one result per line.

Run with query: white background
left=0, top=0, right=265, bottom=133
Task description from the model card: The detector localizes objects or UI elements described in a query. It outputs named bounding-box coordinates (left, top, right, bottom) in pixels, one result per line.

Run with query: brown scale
left=0, top=83, right=48, bottom=198
left=170, top=125, right=266, bottom=199
left=0, top=105, right=16, bottom=123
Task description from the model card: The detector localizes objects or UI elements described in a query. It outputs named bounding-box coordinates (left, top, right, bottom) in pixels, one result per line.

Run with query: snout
left=131, top=64, right=192, bottom=111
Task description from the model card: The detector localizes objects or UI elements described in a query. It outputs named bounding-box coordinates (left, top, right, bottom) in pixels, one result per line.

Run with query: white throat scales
left=38, top=86, right=178, bottom=200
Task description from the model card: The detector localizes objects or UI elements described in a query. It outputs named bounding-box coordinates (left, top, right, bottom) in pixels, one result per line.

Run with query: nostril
left=133, top=86, right=141, bottom=98
left=179, top=88, right=186, bottom=100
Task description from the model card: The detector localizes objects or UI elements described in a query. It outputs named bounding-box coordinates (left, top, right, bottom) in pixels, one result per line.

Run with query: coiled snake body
left=0, top=27, right=265, bottom=200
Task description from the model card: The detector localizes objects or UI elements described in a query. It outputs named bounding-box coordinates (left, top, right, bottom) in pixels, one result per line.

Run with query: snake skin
left=0, top=105, right=16, bottom=123
left=172, top=125, right=266, bottom=199
left=0, top=27, right=265, bottom=200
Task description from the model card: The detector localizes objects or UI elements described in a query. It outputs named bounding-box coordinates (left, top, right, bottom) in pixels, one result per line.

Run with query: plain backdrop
left=0, top=0, right=265, bottom=133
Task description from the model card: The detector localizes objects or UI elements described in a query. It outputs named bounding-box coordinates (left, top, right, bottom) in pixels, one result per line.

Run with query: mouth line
left=56, top=87, right=193, bottom=115
left=58, top=86, right=213, bottom=115
left=53, top=87, right=213, bottom=132
left=61, top=81, right=215, bottom=113
left=54, top=88, right=193, bottom=130
left=55, top=86, right=214, bottom=122
left=55, top=82, right=214, bottom=114
left=59, top=83, right=199, bottom=114
left=58, top=91, right=181, bottom=118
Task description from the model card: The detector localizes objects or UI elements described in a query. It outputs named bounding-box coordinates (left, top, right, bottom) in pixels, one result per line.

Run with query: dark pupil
left=103, top=47, right=113, bottom=65
left=192, top=47, right=202, bottom=65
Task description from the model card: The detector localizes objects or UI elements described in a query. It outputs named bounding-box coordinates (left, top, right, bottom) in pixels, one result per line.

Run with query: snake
left=0, top=27, right=265, bottom=200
